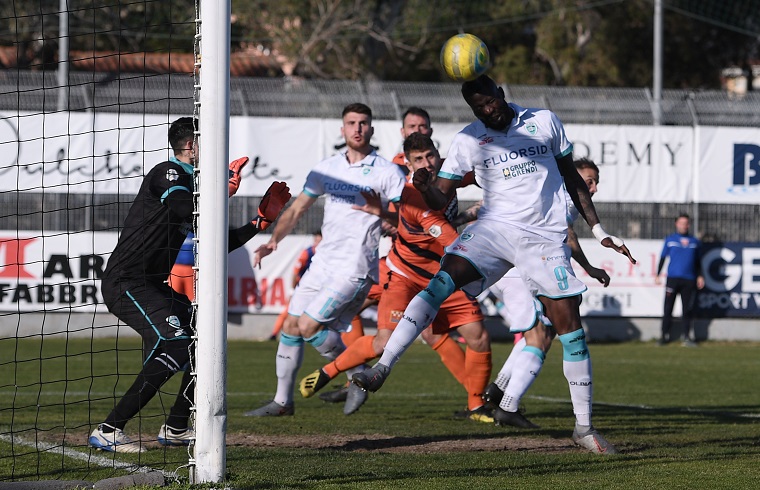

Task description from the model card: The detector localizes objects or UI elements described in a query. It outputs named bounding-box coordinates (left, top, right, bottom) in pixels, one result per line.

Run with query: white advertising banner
left=7, top=111, right=759, bottom=204
left=575, top=238, right=670, bottom=317
left=698, top=126, right=760, bottom=203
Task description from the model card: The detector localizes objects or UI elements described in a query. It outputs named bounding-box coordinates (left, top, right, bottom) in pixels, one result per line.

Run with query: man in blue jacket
left=655, top=213, right=704, bottom=346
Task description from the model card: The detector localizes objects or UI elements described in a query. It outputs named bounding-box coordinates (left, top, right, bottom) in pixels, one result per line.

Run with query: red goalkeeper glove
left=253, top=181, right=291, bottom=231
left=228, top=156, right=250, bottom=197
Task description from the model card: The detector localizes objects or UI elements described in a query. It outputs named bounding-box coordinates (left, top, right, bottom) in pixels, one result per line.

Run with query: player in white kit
left=484, top=158, right=611, bottom=430
left=245, top=103, right=406, bottom=416
left=353, top=76, right=635, bottom=454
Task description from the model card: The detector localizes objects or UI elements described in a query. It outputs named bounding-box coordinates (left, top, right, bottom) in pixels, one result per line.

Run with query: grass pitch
left=2, top=337, right=760, bottom=488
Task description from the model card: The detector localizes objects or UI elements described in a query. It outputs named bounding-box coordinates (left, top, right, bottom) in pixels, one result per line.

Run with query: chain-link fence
left=5, top=70, right=760, bottom=126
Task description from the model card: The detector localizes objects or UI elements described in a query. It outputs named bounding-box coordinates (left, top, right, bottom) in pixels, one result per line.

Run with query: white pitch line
left=0, top=433, right=179, bottom=478
left=525, top=394, right=760, bottom=419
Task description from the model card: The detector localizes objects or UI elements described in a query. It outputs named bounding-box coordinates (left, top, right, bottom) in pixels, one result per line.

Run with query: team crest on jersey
left=460, top=232, right=474, bottom=242
left=479, top=136, right=494, bottom=146
left=166, top=168, right=179, bottom=182
left=525, top=122, right=537, bottom=135
left=362, top=167, right=372, bottom=175
left=428, top=225, right=442, bottom=237
left=166, top=315, right=184, bottom=337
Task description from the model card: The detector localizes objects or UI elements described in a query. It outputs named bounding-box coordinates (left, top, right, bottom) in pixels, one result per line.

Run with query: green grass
left=3, top=338, right=760, bottom=488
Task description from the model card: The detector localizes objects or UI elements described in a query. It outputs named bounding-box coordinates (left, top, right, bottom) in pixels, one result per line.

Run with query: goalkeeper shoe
left=572, top=426, right=619, bottom=454
left=243, top=400, right=294, bottom=417
left=343, top=383, right=369, bottom=415
left=351, top=363, right=390, bottom=393
left=89, top=424, right=145, bottom=453
left=319, top=385, right=349, bottom=403
left=481, top=382, right=504, bottom=411
left=299, top=369, right=331, bottom=398
left=157, top=424, right=195, bottom=446
left=494, top=407, right=540, bottom=429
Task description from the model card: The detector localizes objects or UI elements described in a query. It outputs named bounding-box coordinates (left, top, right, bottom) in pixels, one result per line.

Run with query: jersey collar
left=343, top=149, right=378, bottom=167
left=508, top=103, right=529, bottom=126
left=169, top=156, right=194, bottom=174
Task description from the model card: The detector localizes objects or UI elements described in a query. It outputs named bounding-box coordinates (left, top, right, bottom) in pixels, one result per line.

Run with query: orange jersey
left=391, top=152, right=410, bottom=175
left=388, top=182, right=459, bottom=285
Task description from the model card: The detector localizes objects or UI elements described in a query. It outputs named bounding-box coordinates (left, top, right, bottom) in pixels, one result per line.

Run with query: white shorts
left=446, top=220, right=586, bottom=299
left=489, top=268, right=551, bottom=333
left=288, top=264, right=372, bottom=331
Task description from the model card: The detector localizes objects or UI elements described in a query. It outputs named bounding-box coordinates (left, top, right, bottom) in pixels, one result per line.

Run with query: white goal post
left=193, top=0, right=232, bottom=483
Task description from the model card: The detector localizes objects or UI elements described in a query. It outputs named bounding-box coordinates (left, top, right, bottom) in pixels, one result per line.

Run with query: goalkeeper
left=89, top=117, right=290, bottom=453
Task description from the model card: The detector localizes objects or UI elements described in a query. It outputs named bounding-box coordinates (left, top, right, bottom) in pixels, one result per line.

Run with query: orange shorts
left=367, top=258, right=391, bottom=302
left=168, top=263, right=195, bottom=302
left=377, top=271, right=483, bottom=334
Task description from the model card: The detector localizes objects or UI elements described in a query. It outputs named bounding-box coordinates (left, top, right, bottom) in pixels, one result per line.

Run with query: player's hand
left=601, top=237, right=636, bottom=264
left=253, top=181, right=291, bottom=231
left=352, top=189, right=382, bottom=216
left=587, top=266, right=611, bottom=287
left=252, top=242, right=277, bottom=269
left=412, top=167, right=433, bottom=193
left=654, top=275, right=662, bottom=285
left=228, top=156, right=250, bottom=197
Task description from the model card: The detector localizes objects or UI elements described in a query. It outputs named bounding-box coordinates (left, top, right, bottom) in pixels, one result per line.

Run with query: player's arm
left=230, top=181, right=292, bottom=252
left=413, top=168, right=458, bottom=211
left=252, top=190, right=315, bottom=266
left=568, top=223, right=610, bottom=287
left=558, top=154, right=636, bottom=264
left=353, top=190, right=399, bottom=227
left=451, top=200, right=481, bottom=228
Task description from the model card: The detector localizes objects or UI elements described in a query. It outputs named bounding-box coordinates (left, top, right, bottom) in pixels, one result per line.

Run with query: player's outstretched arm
left=568, top=224, right=610, bottom=287
left=229, top=181, right=292, bottom=253
left=558, top=154, right=636, bottom=264
left=353, top=189, right=399, bottom=227
left=252, top=191, right=314, bottom=267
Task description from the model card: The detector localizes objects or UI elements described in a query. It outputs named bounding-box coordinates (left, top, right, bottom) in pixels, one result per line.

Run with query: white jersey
left=303, top=150, right=405, bottom=282
left=441, top=103, right=573, bottom=241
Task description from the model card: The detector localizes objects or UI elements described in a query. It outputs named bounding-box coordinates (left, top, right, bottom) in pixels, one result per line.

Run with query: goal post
left=193, top=0, right=232, bottom=483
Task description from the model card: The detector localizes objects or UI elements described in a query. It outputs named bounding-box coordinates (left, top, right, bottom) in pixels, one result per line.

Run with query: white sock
left=495, top=337, right=527, bottom=390
left=308, top=329, right=345, bottom=361
left=563, top=357, right=593, bottom=427
left=274, top=340, right=304, bottom=406
left=378, top=294, right=438, bottom=368
left=500, top=346, right=544, bottom=412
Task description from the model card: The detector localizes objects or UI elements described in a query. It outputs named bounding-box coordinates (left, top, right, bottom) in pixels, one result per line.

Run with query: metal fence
left=1, top=191, right=756, bottom=242
left=1, top=70, right=759, bottom=241
left=4, top=70, right=760, bottom=126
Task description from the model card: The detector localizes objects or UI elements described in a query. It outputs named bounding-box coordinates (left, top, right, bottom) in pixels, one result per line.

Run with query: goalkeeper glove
left=253, top=181, right=291, bottom=231
left=228, top=156, right=250, bottom=197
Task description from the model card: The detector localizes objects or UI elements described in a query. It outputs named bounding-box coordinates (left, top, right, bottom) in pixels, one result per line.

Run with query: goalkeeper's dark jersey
left=103, top=158, right=194, bottom=284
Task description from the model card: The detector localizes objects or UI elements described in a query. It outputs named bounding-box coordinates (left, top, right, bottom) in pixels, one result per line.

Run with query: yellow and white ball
left=439, top=33, right=490, bottom=82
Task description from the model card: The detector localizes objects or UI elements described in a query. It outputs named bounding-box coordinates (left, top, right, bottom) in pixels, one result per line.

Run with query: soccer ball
left=439, top=33, right=490, bottom=82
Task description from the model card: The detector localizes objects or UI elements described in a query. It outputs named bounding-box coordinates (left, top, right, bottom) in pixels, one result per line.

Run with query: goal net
left=0, top=0, right=229, bottom=483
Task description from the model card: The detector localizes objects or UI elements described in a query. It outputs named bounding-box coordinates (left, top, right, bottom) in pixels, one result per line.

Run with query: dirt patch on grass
left=227, top=432, right=576, bottom=454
